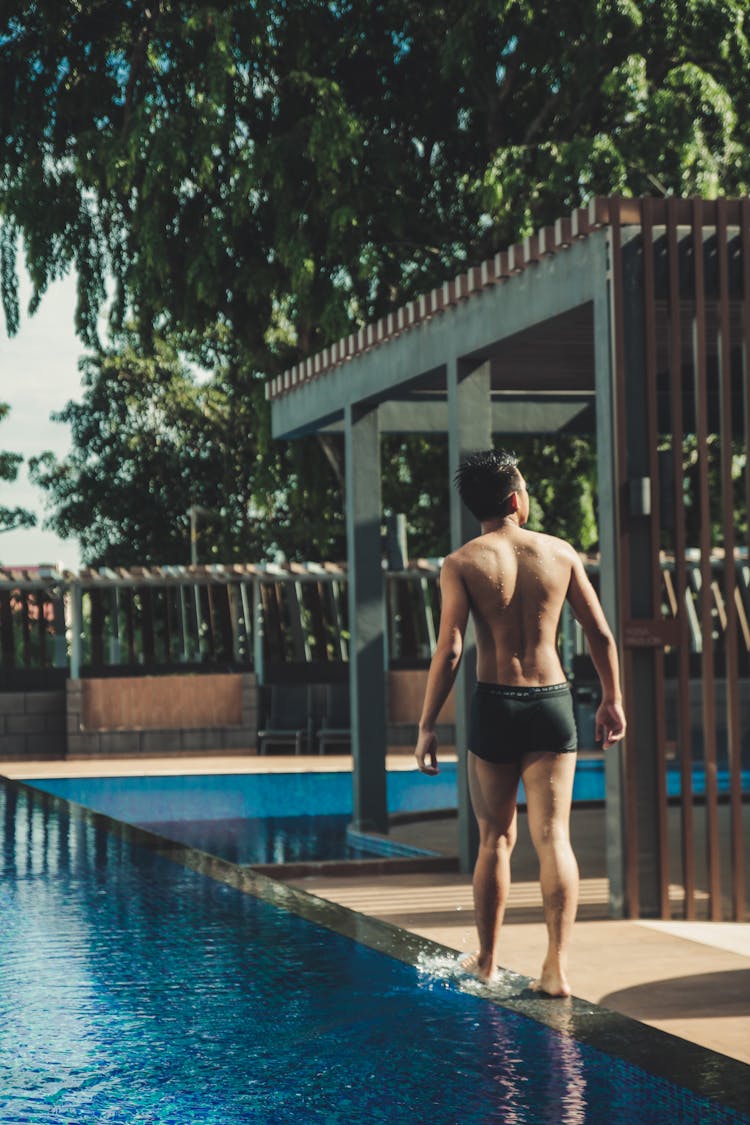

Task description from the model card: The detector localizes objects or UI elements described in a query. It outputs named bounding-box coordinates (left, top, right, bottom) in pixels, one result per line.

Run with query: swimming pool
left=1, top=778, right=747, bottom=1123
left=24, top=767, right=459, bottom=864
left=24, top=760, right=750, bottom=867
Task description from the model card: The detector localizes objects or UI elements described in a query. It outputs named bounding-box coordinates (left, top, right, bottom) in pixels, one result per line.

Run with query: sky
left=0, top=271, right=84, bottom=570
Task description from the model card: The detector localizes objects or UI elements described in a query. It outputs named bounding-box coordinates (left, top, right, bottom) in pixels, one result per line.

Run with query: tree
left=0, top=401, right=35, bottom=540
left=510, top=435, right=599, bottom=549
left=4, top=2, right=750, bottom=561
left=3, top=1, right=748, bottom=358
left=29, top=336, right=346, bottom=565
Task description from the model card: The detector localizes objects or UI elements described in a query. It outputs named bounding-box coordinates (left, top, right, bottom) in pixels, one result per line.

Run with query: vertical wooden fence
left=613, top=197, right=749, bottom=921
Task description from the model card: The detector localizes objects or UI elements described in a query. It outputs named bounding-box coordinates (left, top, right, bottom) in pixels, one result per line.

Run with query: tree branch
left=121, top=3, right=161, bottom=136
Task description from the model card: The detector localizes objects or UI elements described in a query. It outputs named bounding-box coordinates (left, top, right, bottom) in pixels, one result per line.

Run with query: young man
left=415, top=449, right=626, bottom=995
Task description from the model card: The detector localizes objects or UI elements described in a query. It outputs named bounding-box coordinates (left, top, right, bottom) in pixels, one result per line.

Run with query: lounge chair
left=257, top=683, right=313, bottom=754
left=315, top=682, right=351, bottom=754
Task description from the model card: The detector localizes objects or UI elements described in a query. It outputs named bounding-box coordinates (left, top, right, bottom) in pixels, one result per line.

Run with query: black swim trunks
left=469, top=682, right=578, bottom=765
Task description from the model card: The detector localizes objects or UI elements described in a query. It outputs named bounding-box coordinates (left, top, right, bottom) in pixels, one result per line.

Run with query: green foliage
left=383, top=434, right=600, bottom=558
left=659, top=433, right=748, bottom=549
left=0, top=401, right=36, bottom=537
left=3, top=0, right=749, bottom=358
left=28, top=340, right=345, bottom=565
left=511, top=437, right=600, bottom=551
left=3, top=1, right=750, bottom=559
left=382, top=436, right=451, bottom=559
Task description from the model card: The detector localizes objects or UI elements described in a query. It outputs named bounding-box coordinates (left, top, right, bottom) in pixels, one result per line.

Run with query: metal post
left=109, top=588, right=121, bottom=664
left=52, top=590, right=67, bottom=669
left=69, top=581, right=83, bottom=680
left=344, top=402, right=388, bottom=833
left=447, top=358, right=491, bottom=873
left=252, top=577, right=265, bottom=684
left=239, top=579, right=253, bottom=667
left=178, top=584, right=190, bottom=661
left=385, top=513, right=408, bottom=569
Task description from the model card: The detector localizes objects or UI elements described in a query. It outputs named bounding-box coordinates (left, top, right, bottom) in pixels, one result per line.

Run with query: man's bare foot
left=458, top=952, right=497, bottom=984
left=530, top=967, right=571, bottom=998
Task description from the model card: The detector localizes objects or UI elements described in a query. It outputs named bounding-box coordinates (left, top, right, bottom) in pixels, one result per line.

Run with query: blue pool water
left=26, top=761, right=750, bottom=866
left=0, top=781, right=745, bottom=1124
left=25, top=767, right=460, bottom=824
left=26, top=768, right=460, bottom=864
left=139, top=812, right=372, bottom=864
left=27, top=761, right=749, bottom=825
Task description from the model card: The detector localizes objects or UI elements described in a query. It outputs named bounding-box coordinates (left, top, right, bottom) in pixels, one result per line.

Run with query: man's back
left=450, top=524, right=575, bottom=686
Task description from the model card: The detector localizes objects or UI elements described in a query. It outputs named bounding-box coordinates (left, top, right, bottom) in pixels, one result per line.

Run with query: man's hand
left=415, top=729, right=439, bottom=775
left=596, top=700, right=626, bottom=749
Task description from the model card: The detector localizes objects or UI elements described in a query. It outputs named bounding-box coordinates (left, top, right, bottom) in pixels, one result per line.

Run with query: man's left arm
left=415, top=556, right=470, bottom=775
left=566, top=549, right=626, bottom=749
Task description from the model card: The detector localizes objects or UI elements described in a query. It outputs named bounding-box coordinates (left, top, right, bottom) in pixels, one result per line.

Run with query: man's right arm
left=415, top=555, right=470, bottom=775
left=565, top=551, right=626, bottom=749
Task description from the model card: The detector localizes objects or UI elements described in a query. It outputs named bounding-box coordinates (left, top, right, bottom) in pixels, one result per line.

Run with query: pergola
left=268, top=196, right=750, bottom=921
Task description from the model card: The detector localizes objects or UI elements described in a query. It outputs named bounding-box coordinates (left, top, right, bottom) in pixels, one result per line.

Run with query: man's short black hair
left=454, top=449, right=522, bottom=520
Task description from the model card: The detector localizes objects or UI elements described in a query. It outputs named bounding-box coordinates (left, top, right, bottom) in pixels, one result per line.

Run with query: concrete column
left=594, top=239, right=627, bottom=918
left=344, top=402, right=388, bottom=833
left=620, top=234, right=663, bottom=917
left=447, top=358, right=492, bottom=872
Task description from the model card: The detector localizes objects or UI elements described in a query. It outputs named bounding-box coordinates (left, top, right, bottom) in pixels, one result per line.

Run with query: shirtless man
left=415, top=449, right=626, bottom=996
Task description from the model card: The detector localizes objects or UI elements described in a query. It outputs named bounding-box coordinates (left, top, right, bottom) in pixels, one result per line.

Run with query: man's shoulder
left=521, top=528, right=577, bottom=558
left=440, top=545, right=472, bottom=570
left=439, top=541, right=485, bottom=577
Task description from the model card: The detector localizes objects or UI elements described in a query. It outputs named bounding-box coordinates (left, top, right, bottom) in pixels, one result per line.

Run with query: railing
left=0, top=563, right=351, bottom=681
left=1, top=553, right=748, bottom=681
left=661, top=551, right=750, bottom=663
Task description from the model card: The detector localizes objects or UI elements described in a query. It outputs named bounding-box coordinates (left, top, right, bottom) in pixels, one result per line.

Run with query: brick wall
left=0, top=691, right=67, bottom=760
left=386, top=669, right=455, bottom=747
left=388, top=670, right=455, bottom=724
left=80, top=674, right=246, bottom=730
left=66, top=673, right=258, bottom=758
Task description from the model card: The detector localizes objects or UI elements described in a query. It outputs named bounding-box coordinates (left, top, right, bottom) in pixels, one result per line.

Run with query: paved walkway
left=4, top=753, right=749, bottom=1066
left=288, top=855, right=750, bottom=1065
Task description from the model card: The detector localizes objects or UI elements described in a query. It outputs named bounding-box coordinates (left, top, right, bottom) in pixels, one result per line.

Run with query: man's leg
left=465, top=752, right=520, bottom=981
left=521, top=750, right=578, bottom=996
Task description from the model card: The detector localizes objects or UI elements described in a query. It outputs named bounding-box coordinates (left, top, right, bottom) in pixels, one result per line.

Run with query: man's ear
left=509, top=491, right=520, bottom=512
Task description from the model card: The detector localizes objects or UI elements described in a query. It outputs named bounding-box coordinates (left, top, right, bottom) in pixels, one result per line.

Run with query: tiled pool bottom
left=2, top=782, right=748, bottom=1125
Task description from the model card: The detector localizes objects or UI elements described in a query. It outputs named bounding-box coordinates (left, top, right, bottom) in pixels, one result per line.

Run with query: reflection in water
left=558, top=1032, right=588, bottom=1125
left=414, top=950, right=747, bottom=1125
left=459, top=985, right=587, bottom=1124
left=140, top=812, right=375, bottom=864
left=414, top=955, right=590, bottom=1123
left=0, top=793, right=101, bottom=1094
left=483, top=1002, right=527, bottom=1125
